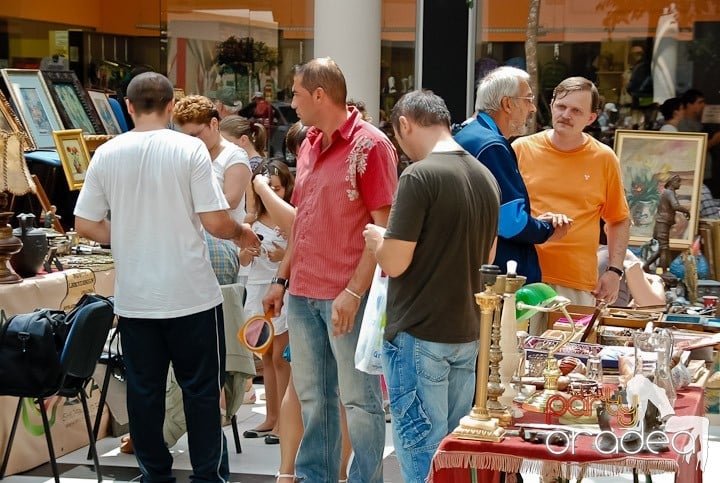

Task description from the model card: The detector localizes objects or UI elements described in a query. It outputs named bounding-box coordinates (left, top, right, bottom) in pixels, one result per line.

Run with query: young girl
left=219, top=114, right=267, bottom=171
left=240, top=160, right=294, bottom=445
left=219, top=115, right=268, bottom=218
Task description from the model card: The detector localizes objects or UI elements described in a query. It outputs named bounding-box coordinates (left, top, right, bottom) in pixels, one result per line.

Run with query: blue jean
left=382, top=332, right=478, bottom=483
left=287, top=295, right=385, bottom=483
left=119, top=305, right=229, bottom=483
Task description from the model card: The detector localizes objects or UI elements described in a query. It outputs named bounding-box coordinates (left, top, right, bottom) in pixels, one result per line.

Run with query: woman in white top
left=173, top=95, right=252, bottom=224
left=174, top=96, right=253, bottom=289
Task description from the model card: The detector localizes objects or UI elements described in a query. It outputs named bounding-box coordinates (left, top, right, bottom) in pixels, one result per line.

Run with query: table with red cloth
left=429, top=387, right=705, bottom=483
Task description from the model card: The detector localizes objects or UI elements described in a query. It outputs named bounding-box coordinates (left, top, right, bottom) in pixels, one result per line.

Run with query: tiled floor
left=3, top=388, right=720, bottom=482
left=3, top=386, right=402, bottom=482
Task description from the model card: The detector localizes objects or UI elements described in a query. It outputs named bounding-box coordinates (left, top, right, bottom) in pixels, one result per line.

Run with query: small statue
left=42, top=205, right=60, bottom=229
left=644, top=175, right=690, bottom=272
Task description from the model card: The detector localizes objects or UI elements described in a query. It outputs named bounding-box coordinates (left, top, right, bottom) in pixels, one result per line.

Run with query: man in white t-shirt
left=74, top=72, right=260, bottom=483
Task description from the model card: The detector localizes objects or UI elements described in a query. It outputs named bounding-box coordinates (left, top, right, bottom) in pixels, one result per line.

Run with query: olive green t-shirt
left=384, top=150, right=500, bottom=343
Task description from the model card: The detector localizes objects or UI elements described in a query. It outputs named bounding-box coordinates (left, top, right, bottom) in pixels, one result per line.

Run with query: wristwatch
left=271, top=276, right=289, bottom=289
left=606, top=266, right=623, bottom=277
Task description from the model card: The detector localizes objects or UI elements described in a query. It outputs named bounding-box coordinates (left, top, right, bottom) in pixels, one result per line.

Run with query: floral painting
left=614, top=129, right=707, bottom=249
left=52, top=129, right=91, bottom=191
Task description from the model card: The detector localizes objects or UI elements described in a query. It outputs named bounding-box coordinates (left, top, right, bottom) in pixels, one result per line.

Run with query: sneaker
left=243, top=387, right=257, bottom=405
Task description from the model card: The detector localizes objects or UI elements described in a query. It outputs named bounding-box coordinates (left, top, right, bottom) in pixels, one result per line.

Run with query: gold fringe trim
left=429, top=451, right=679, bottom=481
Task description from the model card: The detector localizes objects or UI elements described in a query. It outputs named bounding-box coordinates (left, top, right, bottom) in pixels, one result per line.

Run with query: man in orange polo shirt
left=513, top=77, right=630, bottom=307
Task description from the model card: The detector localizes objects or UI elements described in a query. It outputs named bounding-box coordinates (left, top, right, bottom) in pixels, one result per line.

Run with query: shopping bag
left=354, top=265, right=388, bottom=375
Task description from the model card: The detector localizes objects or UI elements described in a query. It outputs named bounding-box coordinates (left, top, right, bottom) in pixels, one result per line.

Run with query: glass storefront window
left=475, top=1, right=720, bottom=132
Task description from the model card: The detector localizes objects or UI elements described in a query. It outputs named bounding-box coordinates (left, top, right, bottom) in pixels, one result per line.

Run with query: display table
left=0, top=267, right=114, bottom=316
left=0, top=267, right=115, bottom=476
left=429, top=387, right=705, bottom=483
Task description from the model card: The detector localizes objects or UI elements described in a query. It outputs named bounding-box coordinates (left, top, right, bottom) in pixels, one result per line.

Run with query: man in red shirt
left=264, top=57, right=398, bottom=483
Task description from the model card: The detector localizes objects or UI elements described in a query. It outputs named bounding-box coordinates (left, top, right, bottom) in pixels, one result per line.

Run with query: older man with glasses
left=455, top=67, right=571, bottom=312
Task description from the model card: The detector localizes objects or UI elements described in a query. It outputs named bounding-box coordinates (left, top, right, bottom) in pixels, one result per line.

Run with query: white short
left=244, top=283, right=288, bottom=335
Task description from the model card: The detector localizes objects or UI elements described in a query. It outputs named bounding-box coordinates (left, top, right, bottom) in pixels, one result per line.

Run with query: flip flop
left=264, top=433, right=280, bottom=445
left=243, top=428, right=272, bottom=438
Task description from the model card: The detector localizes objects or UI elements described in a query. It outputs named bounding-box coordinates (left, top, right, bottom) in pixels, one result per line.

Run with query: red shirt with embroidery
left=290, top=107, right=398, bottom=299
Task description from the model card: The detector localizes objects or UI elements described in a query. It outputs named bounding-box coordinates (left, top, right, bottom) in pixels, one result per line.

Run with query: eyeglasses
left=511, top=95, right=535, bottom=104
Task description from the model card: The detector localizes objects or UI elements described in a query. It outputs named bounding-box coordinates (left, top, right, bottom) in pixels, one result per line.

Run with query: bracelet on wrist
left=344, top=287, right=363, bottom=300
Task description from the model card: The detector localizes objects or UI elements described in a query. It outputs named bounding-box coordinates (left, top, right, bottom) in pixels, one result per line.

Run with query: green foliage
left=626, top=168, right=660, bottom=206
left=214, top=36, right=280, bottom=73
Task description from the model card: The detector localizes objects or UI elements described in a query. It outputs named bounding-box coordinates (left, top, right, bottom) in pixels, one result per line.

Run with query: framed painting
left=41, top=70, right=105, bottom=135
left=88, top=89, right=122, bottom=135
left=52, top=129, right=91, bottom=191
left=0, top=69, right=63, bottom=149
left=0, top=90, right=36, bottom=151
left=614, top=129, right=707, bottom=249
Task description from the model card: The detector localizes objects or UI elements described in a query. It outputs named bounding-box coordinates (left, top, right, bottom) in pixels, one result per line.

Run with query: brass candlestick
left=452, top=265, right=506, bottom=442
left=486, top=275, right=513, bottom=426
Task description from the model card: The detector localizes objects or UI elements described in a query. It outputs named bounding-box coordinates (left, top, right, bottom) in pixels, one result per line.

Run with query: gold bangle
left=344, top=287, right=362, bottom=300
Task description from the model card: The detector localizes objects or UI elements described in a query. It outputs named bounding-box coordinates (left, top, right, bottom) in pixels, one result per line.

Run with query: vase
left=631, top=200, right=657, bottom=228
left=10, top=213, right=48, bottom=278
left=498, top=274, right=527, bottom=408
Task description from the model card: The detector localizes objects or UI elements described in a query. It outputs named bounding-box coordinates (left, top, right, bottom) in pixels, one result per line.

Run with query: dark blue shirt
left=455, top=113, right=553, bottom=283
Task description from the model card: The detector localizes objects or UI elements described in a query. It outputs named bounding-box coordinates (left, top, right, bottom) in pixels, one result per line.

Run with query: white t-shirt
left=74, top=129, right=228, bottom=318
left=246, top=220, right=288, bottom=285
left=659, top=124, right=678, bottom=132
left=212, top=138, right=251, bottom=224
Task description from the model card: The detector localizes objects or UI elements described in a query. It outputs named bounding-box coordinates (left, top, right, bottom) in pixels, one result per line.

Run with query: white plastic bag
left=354, top=265, right=388, bottom=375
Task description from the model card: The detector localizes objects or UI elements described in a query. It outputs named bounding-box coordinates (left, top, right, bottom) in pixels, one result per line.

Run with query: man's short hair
left=172, top=95, right=220, bottom=125
left=475, top=66, right=530, bottom=113
left=390, top=89, right=451, bottom=132
left=126, top=72, right=174, bottom=116
left=681, top=88, right=704, bottom=107
left=659, top=97, right=682, bottom=121
left=552, top=77, right=601, bottom=112
left=293, top=57, right=347, bottom=107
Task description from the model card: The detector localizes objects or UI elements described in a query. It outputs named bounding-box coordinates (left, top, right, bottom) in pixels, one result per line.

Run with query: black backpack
left=0, top=308, right=67, bottom=397
left=0, top=293, right=113, bottom=397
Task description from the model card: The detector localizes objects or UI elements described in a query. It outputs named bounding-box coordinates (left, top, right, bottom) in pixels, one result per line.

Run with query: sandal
left=243, top=428, right=272, bottom=438
left=119, top=435, right=134, bottom=454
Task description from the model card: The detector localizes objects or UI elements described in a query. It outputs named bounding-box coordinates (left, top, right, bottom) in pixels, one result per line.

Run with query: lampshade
left=515, top=282, right=559, bottom=321
left=0, top=131, right=35, bottom=284
left=0, top=131, right=35, bottom=196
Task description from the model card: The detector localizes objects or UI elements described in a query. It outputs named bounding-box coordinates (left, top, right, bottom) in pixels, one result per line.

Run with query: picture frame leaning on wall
left=614, top=129, right=707, bottom=249
left=0, top=90, right=36, bottom=151
left=42, top=70, right=105, bottom=135
left=52, top=129, right=91, bottom=191
left=87, top=89, right=122, bottom=135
